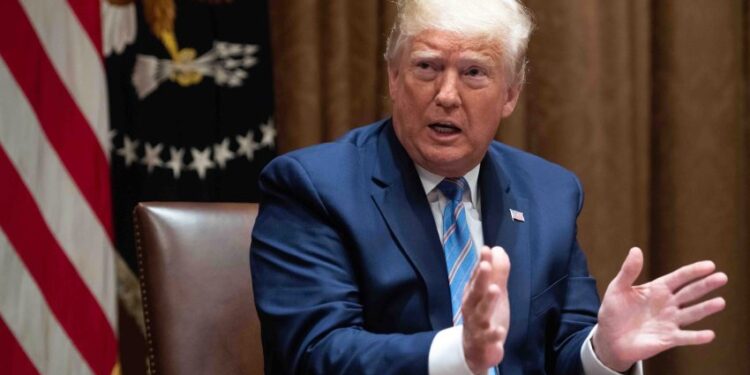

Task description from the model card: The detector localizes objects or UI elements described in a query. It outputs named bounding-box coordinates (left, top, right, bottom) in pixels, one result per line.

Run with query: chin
left=421, top=154, right=472, bottom=177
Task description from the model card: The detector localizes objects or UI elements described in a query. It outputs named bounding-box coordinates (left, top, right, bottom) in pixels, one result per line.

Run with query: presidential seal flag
left=106, top=0, right=275, bottom=276
left=0, top=0, right=119, bottom=373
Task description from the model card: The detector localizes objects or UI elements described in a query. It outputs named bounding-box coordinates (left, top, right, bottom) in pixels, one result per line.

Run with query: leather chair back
left=134, top=202, right=262, bottom=375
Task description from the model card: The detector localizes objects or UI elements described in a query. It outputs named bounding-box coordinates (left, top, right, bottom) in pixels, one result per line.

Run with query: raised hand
left=462, top=246, right=511, bottom=374
left=593, top=247, right=728, bottom=372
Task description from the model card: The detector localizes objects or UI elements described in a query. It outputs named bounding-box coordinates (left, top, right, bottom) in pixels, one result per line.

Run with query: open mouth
left=428, top=122, right=461, bottom=135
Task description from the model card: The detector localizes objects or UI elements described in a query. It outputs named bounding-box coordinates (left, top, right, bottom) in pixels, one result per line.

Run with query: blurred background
left=1, top=0, right=747, bottom=374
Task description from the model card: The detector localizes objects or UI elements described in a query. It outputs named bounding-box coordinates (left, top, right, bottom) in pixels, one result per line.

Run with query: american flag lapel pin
left=510, top=209, right=525, bottom=223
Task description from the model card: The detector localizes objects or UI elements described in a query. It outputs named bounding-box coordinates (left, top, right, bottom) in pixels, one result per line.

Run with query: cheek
left=403, top=77, right=435, bottom=105
left=466, top=95, right=505, bottom=135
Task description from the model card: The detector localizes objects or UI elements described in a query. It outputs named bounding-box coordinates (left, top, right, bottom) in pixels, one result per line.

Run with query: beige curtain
left=269, top=1, right=750, bottom=373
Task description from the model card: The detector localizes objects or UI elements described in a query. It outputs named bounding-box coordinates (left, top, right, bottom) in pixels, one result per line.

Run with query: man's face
left=389, top=29, right=520, bottom=177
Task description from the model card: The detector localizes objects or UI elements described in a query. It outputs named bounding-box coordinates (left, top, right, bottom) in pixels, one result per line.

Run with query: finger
left=474, top=324, right=507, bottom=349
left=467, top=330, right=506, bottom=369
left=672, top=330, right=715, bottom=346
left=463, top=260, right=493, bottom=310
left=611, top=247, right=644, bottom=290
left=490, top=246, right=511, bottom=287
left=480, top=326, right=507, bottom=346
left=470, top=284, right=501, bottom=329
left=481, top=245, right=492, bottom=262
left=674, top=272, right=728, bottom=305
left=656, top=260, right=716, bottom=292
left=465, top=247, right=492, bottom=298
left=478, top=245, right=498, bottom=280
left=677, top=297, right=726, bottom=326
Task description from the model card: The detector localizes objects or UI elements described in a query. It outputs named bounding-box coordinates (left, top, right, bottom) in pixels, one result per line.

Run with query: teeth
left=430, top=122, right=456, bottom=128
left=430, top=123, right=459, bottom=134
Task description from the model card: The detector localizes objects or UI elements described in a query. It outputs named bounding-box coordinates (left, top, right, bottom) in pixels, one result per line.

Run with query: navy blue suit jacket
left=250, top=119, right=601, bottom=375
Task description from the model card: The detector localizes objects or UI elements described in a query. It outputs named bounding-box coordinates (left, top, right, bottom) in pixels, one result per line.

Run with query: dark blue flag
left=106, top=0, right=274, bottom=271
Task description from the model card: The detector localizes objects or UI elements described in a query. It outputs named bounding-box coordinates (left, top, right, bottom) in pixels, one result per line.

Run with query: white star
left=141, top=142, right=164, bottom=173
left=234, top=70, right=248, bottom=79
left=243, top=44, right=259, bottom=55
left=259, top=118, right=276, bottom=148
left=227, top=76, right=242, bottom=87
left=236, top=130, right=261, bottom=161
left=241, top=56, right=257, bottom=68
left=166, top=147, right=185, bottom=179
left=213, top=138, right=235, bottom=169
left=117, top=135, right=140, bottom=166
left=227, top=43, right=243, bottom=55
left=189, top=147, right=215, bottom=180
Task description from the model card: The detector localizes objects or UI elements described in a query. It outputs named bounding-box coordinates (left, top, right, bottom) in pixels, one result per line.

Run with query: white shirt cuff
left=581, top=325, right=644, bottom=375
left=428, top=326, right=475, bottom=375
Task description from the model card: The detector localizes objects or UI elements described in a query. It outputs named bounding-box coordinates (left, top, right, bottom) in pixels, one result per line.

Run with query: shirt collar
left=415, top=163, right=481, bottom=204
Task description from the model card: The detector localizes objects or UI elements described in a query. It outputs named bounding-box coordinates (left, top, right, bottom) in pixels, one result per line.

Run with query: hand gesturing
left=462, top=246, right=511, bottom=374
left=593, top=247, right=728, bottom=372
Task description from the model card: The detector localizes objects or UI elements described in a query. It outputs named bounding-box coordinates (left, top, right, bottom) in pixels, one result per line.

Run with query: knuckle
left=478, top=319, right=491, bottom=330
left=496, top=326, right=507, bottom=337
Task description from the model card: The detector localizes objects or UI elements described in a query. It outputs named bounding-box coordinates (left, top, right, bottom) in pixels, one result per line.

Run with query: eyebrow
left=410, top=50, right=442, bottom=60
left=457, top=52, right=496, bottom=66
left=410, top=49, right=496, bottom=66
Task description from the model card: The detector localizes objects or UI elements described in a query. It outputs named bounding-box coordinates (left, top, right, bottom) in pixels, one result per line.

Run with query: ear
left=501, top=83, right=522, bottom=118
left=387, top=63, right=400, bottom=101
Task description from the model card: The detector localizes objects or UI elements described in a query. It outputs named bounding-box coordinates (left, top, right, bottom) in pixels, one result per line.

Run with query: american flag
left=510, top=209, right=525, bottom=223
left=0, top=0, right=118, bottom=373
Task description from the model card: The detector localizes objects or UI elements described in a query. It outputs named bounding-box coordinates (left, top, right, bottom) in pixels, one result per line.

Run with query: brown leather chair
left=133, top=202, right=263, bottom=374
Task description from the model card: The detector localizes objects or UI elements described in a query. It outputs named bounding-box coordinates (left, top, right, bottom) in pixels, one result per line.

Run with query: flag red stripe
left=0, top=0, right=113, bottom=238
left=63, top=0, right=102, bottom=53
left=0, top=147, right=116, bottom=375
left=0, top=316, right=41, bottom=375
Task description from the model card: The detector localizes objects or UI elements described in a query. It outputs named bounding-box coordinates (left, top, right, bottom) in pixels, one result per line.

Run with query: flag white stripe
left=0, top=57, right=116, bottom=330
left=17, top=0, right=110, bottom=156
left=0, top=229, right=95, bottom=375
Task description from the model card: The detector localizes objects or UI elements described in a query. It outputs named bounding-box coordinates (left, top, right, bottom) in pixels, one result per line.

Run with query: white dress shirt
left=415, top=164, right=644, bottom=375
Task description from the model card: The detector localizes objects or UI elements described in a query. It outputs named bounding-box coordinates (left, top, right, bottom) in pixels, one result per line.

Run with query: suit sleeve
left=250, top=155, right=437, bottom=375
left=550, top=174, right=602, bottom=375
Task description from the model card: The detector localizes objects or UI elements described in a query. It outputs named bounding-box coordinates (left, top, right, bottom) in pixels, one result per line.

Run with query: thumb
left=611, top=247, right=644, bottom=290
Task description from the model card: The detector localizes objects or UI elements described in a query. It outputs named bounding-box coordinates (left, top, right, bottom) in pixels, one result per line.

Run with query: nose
left=435, top=71, right=461, bottom=109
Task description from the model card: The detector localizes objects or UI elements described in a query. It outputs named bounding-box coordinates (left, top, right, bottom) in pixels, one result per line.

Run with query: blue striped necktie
left=437, top=177, right=478, bottom=325
left=438, top=178, right=498, bottom=375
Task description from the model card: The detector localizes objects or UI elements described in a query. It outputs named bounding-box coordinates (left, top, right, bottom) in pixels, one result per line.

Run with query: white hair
left=385, top=0, right=534, bottom=85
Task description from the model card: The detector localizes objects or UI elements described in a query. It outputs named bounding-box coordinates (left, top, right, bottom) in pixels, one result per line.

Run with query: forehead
left=406, top=29, right=503, bottom=63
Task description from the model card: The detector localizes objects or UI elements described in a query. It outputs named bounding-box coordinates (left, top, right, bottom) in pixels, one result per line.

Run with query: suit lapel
left=480, top=151, right=531, bottom=372
left=368, top=121, right=533, bottom=340
left=370, top=122, right=453, bottom=330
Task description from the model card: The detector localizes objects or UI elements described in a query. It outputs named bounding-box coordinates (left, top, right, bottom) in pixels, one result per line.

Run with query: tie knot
left=437, top=177, right=468, bottom=202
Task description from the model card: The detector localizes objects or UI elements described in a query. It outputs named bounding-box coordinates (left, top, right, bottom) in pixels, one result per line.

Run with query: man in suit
left=250, top=1, right=728, bottom=374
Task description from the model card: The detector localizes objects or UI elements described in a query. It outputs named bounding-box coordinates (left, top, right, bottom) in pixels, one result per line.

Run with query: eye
left=464, top=67, right=486, bottom=77
left=412, top=60, right=439, bottom=80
